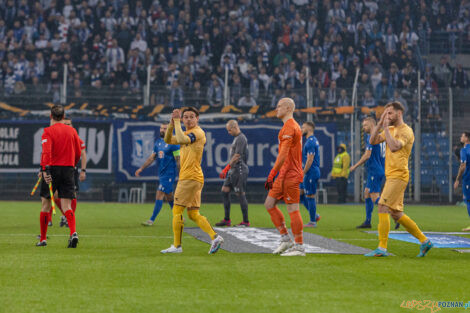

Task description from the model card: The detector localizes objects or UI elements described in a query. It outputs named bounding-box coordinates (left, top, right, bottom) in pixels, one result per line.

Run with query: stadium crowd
left=0, top=0, right=469, bottom=111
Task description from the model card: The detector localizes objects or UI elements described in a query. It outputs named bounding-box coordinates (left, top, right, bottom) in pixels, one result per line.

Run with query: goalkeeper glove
left=219, top=164, right=231, bottom=179
left=264, top=169, right=278, bottom=190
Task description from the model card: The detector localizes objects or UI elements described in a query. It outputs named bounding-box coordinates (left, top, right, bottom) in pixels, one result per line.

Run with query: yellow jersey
left=166, top=121, right=206, bottom=183
left=378, top=123, right=414, bottom=182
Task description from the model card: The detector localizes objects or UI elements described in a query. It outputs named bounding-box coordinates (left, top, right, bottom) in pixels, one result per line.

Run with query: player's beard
left=160, top=131, right=165, bottom=137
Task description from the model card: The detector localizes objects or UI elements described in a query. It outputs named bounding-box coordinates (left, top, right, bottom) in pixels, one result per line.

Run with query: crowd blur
left=0, top=0, right=469, bottom=111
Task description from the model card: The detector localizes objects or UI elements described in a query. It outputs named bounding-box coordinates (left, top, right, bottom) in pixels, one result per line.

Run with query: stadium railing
left=0, top=76, right=468, bottom=204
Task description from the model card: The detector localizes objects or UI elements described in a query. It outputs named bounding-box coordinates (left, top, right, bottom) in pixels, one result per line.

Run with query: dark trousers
left=335, top=177, right=348, bottom=203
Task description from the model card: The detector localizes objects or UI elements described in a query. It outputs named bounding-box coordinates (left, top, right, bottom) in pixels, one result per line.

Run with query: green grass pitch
left=1, top=200, right=469, bottom=313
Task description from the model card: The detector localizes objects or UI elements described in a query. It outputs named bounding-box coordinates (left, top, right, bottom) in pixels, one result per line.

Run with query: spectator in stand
left=327, top=80, right=338, bottom=106
left=426, top=92, right=441, bottom=120
left=362, top=90, right=377, bottom=108
left=447, top=19, right=462, bottom=58
left=375, top=76, right=393, bottom=105
left=169, top=80, right=184, bottom=108
left=230, top=74, right=243, bottom=106
left=336, top=68, right=351, bottom=89
left=383, top=26, right=399, bottom=54
left=207, top=77, right=223, bottom=107
left=338, top=89, right=350, bottom=107
left=290, top=90, right=306, bottom=109
left=106, top=39, right=124, bottom=72
left=370, top=67, right=383, bottom=91
left=315, top=90, right=328, bottom=108
left=452, top=64, right=469, bottom=89
left=249, top=70, right=260, bottom=101
left=271, top=89, right=285, bottom=108
left=238, top=94, right=257, bottom=107
left=0, top=0, right=466, bottom=115
left=434, top=56, right=453, bottom=87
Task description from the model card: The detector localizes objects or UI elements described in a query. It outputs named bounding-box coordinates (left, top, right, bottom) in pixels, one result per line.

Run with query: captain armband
left=187, top=133, right=196, bottom=143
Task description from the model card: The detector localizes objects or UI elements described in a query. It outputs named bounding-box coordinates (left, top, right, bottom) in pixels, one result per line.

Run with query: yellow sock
left=378, top=213, right=390, bottom=250
left=173, top=205, right=185, bottom=247
left=188, top=209, right=217, bottom=240
left=397, top=214, right=427, bottom=243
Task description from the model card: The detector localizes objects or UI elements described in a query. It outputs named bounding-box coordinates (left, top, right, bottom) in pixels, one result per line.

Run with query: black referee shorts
left=223, top=165, right=249, bottom=193
left=39, top=166, right=76, bottom=199
left=74, top=168, right=80, bottom=192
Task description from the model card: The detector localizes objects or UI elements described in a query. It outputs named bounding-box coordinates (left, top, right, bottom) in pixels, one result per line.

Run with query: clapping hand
left=379, top=108, right=391, bottom=128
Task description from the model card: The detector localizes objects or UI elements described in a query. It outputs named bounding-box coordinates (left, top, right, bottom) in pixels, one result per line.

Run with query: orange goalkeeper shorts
left=268, top=178, right=300, bottom=204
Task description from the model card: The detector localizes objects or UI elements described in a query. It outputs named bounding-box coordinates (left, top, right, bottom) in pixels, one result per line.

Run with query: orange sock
left=267, top=207, right=288, bottom=235
left=289, top=210, right=303, bottom=244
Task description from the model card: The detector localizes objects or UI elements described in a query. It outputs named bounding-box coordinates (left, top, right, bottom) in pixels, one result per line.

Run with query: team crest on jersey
left=131, top=131, right=155, bottom=167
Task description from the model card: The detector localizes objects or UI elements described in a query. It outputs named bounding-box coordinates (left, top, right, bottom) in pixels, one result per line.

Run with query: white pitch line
left=0, top=233, right=173, bottom=239
left=334, top=239, right=377, bottom=241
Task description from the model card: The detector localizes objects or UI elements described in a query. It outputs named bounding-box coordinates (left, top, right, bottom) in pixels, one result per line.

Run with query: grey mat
left=184, top=227, right=371, bottom=255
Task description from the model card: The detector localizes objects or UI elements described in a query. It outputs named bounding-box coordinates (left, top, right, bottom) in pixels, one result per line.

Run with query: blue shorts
left=365, top=173, right=385, bottom=193
left=158, top=176, right=176, bottom=194
left=302, top=175, right=319, bottom=196
left=463, top=181, right=470, bottom=202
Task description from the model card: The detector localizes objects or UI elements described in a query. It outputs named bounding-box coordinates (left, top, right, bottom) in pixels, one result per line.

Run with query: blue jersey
left=153, top=138, right=179, bottom=178
left=461, top=144, right=470, bottom=182
left=365, top=134, right=385, bottom=176
left=303, top=135, right=320, bottom=176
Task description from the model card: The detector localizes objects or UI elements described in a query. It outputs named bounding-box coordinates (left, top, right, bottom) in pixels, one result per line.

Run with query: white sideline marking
left=215, top=227, right=336, bottom=253
left=336, top=239, right=377, bottom=241
left=365, top=231, right=470, bottom=235
left=0, top=233, right=377, bottom=241
left=0, top=233, right=173, bottom=238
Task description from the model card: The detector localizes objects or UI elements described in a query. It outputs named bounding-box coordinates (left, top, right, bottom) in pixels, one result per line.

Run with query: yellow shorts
left=174, top=179, right=204, bottom=208
left=378, top=178, right=408, bottom=211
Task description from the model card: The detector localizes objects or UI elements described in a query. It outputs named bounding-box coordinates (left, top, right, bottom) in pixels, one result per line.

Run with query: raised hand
left=172, top=109, right=181, bottom=120
left=378, top=109, right=387, bottom=127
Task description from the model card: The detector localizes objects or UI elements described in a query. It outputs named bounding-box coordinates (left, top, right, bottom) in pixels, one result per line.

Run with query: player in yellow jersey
left=160, top=106, right=224, bottom=254
left=366, top=101, right=433, bottom=257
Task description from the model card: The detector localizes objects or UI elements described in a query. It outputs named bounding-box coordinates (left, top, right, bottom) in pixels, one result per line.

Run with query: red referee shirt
left=40, top=123, right=82, bottom=169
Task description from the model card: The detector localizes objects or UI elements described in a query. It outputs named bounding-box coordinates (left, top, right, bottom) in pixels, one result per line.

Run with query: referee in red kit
left=38, top=105, right=82, bottom=248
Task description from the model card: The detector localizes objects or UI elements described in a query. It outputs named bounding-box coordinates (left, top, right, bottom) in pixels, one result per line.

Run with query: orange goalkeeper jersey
left=277, top=118, right=303, bottom=182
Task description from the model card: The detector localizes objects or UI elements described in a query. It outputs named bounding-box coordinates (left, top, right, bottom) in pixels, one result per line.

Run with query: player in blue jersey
left=135, top=123, right=180, bottom=226
left=454, top=132, right=470, bottom=231
left=300, top=121, right=321, bottom=227
left=350, top=117, right=386, bottom=229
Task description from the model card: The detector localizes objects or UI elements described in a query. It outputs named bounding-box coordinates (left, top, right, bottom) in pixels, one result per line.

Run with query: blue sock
left=300, top=194, right=307, bottom=210
left=150, top=199, right=163, bottom=221
left=307, top=197, right=317, bottom=223
left=169, top=200, right=174, bottom=209
left=467, top=201, right=470, bottom=217
left=375, top=197, right=380, bottom=205
left=365, top=198, right=373, bottom=224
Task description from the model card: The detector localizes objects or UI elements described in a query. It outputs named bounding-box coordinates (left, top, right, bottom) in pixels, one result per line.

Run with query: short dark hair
left=385, top=101, right=405, bottom=112
left=464, top=132, right=470, bottom=139
left=303, top=121, right=315, bottom=130
left=51, top=105, right=64, bottom=121
left=182, top=106, right=199, bottom=117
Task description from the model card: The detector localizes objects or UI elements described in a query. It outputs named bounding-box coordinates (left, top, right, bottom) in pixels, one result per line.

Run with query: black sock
left=239, top=193, right=249, bottom=223
left=223, top=192, right=231, bottom=220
